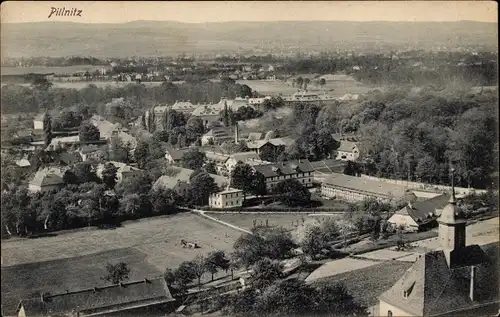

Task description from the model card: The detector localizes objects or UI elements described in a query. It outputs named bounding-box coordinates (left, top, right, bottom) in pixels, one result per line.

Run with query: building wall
left=33, top=120, right=44, bottom=130
left=265, top=172, right=313, bottom=191
left=28, top=183, right=62, bottom=193
left=378, top=300, right=414, bottom=317
left=209, top=191, right=244, bottom=208
left=387, top=214, right=419, bottom=232
left=336, top=149, right=360, bottom=161
left=321, top=184, right=391, bottom=203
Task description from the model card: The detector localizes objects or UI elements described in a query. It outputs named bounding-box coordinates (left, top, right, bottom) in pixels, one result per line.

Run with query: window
left=388, top=311, right=393, bottom=317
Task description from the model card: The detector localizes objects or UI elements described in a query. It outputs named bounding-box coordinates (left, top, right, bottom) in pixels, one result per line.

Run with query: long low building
left=321, top=173, right=410, bottom=202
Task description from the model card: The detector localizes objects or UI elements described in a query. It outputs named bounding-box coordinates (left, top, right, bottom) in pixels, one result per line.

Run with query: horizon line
left=2, top=19, right=496, bottom=25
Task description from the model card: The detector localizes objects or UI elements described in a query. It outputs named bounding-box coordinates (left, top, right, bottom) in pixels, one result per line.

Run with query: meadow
left=237, top=76, right=379, bottom=97
left=1, top=213, right=243, bottom=315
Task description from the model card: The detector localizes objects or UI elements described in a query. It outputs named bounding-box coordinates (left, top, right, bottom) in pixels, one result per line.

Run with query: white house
left=335, top=140, right=360, bottom=161
left=33, top=114, right=45, bottom=130
left=28, top=167, right=67, bottom=193
left=209, top=187, right=244, bottom=209
left=225, top=151, right=266, bottom=174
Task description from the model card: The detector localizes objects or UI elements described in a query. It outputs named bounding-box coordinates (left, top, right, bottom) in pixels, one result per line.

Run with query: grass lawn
left=236, top=77, right=378, bottom=97
left=312, top=260, right=413, bottom=307
left=1, top=213, right=244, bottom=315
left=206, top=212, right=344, bottom=232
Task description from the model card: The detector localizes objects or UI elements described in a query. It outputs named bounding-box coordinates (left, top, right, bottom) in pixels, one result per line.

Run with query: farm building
left=320, top=173, right=409, bottom=202
left=379, top=186, right=499, bottom=316
left=246, top=137, right=295, bottom=154
left=388, top=194, right=451, bottom=232
left=15, top=278, right=175, bottom=317
left=209, top=187, right=244, bottom=209
left=335, top=140, right=360, bottom=161
left=201, top=127, right=235, bottom=146
left=225, top=151, right=269, bottom=174
left=253, top=159, right=315, bottom=191
left=154, top=166, right=194, bottom=197
left=164, top=147, right=193, bottom=165
left=96, top=161, right=141, bottom=184
left=28, top=167, right=68, bottom=193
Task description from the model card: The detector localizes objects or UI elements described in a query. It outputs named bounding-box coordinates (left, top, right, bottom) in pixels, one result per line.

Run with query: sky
left=1, top=1, right=497, bottom=24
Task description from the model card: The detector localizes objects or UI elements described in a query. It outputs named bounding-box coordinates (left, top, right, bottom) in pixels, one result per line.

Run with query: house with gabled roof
left=28, top=167, right=68, bottom=193
left=95, top=161, right=141, bottom=184
left=378, top=180, right=499, bottom=317
left=16, top=277, right=175, bottom=317
left=253, top=159, right=315, bottom=191
left=171, top=100, right=197, bottom=115
left=335, top=140, right=360, bottom=161
left=388, top=194, right=451, bottom=232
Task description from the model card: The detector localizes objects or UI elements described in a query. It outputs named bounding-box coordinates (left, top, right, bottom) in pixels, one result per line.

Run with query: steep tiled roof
left=17, top=278, right=174, bottom=316
left=247, top=132, right=264, bottom=141
left=29, top=168, right=65, bottom=187
left=395, top=194, right=451, bottom=226
left=337, top=140, right=359, bottom=153
left=253, top=159, right=314, bottom=178
left=246, top=137, right=296, bottom=149
left=154, top=167, right=194, bottom=190
left=322, top=173, right=408, bottom=199
left=204, top=151, right=230, bottom=163
left=165, top=147, right=192, bottom=161
left=228, top=151, right=261, bottom=163
left=379, top=243, right=498, bottom=316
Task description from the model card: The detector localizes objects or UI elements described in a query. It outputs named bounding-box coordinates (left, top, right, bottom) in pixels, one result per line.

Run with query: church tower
left=437, top=167, right=467, bottom=268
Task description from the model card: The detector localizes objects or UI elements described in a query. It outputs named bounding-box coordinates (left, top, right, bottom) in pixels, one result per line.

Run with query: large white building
left=209, top=187, right=244, bottom=209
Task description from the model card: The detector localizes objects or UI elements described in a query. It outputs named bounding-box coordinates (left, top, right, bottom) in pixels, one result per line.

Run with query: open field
left=312, top=260, right=413, bottom=307
left=236, top=77, right=380, bottom=97
left=206, top=212, right=344, bottom=232
left=1, top=213, right=244, bottom=314
left=1, top=65, right=109, bottom=76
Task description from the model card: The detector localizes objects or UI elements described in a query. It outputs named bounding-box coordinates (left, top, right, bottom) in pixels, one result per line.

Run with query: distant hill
left=1, top=20, right=497, bottom=58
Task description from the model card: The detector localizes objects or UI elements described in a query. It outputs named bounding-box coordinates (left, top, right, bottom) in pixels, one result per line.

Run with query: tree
left=108, top=137, right=131, bottom=163
left=344, top=161, right=362, bottom=176
left=259, top=144, right=284, bottom=162
left=134, top=140, right=150, bottom=169
left=103, top=262, right=130, bottom=284
left=205, top=250, right=229, bottom=281
left=150, top=188, right=178, bottom=215
left=79, top=122, right=100, bottom=142
left=204, top=162, right=217, bottom=174
left=185, top=117, right=205, bottom=144
left=43, top=113, right=53, bottom=147
left=296, top=76, right=304, bottom=89
left=186, top=172, right=219, bottom=205
left=191, top=255, right=207, bottom=289
left=231, top=162, right=256, bottom=200
left=304, top=78, right=311, bottom=90
left=70, top=162, right=100, bottom=184
left=101, top=162, right=118, bottom=189
left=250, top=258, right=284, bottom=290
left=175, top=261, right=197, bottom=287
left=152, top=130, right=170, bottom=143
left=181, top=149, right=206, bottom=170
left=273, top=179, right=311, bottom=207
left=319, top=78, right=326, bottom=88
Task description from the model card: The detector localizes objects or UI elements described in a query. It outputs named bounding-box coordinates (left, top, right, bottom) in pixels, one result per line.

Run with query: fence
left=359, top=174, right=487, bottom=195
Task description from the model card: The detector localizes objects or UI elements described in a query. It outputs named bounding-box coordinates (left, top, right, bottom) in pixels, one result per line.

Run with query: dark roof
left=17, top=278, right=174, bottom=316
left=79, top=145, right=108, bottom=154
left=57, top=152, right=82, bottom=165
left=396, top=194, right=451, bottom=226
left=29, top=169, right=65, bottom=187
left=253, top=159, right=314, bottom=178
left=379, top=242, right=499, bottom=316
left=165, top=147, right=192, bottom=161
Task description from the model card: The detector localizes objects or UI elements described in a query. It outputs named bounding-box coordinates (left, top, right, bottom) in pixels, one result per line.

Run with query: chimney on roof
left=469, top=266, right=476, bottom=301
left=234, top=124, right=239, bottom=144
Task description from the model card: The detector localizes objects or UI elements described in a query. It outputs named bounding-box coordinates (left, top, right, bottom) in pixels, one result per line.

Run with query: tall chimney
left=235, top=124, right=239, bottom=143
left=469, top=266, right=476, bottom=301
